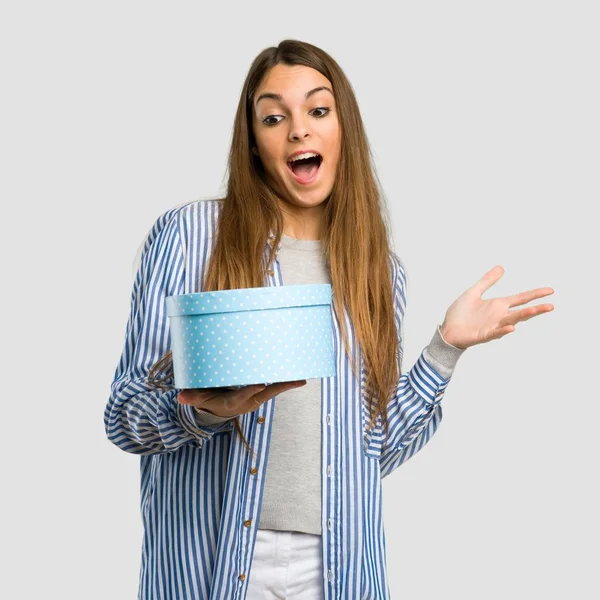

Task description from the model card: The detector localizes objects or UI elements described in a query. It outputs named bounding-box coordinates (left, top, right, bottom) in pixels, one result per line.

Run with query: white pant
left=246, top=529, right=324, bottom=599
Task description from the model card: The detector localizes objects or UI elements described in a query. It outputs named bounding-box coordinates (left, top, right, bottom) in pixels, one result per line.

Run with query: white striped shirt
left=105, top=199, right=464, bottom=599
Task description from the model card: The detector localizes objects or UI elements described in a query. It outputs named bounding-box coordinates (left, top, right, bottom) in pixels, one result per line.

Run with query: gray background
left=2, top=0, right=597, bottom=598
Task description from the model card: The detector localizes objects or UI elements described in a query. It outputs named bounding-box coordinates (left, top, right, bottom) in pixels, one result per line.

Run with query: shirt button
left=327, top=465, right=332, bottom=477
left=239, top=573, right=246, bottom=581
left=250, top=467, right=257, bottom=475
left=257, top=416, right=265, bottom=424
left=327, top=518, right=333, bottom=531
left=327, top=569, right=334, bottom=582
left=326, top=413, right=331, bottom=425
left=244, top=519, right=252, bottom=527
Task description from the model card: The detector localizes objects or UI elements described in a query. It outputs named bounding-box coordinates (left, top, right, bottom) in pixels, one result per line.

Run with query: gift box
left=165, top=284, right=336, bottom=389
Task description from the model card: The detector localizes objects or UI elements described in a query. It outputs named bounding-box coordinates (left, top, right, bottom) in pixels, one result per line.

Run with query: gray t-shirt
left=255, top=233, right=331, bottom=534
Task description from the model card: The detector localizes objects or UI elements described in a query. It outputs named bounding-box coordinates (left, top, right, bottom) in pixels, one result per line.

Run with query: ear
left=252, top=145, right=259, bottom=157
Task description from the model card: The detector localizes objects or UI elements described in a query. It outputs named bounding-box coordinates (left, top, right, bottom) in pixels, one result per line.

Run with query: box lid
left=166, top=283, right=332, bottom=317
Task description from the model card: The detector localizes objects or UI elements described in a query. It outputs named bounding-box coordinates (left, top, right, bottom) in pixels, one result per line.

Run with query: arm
left=104, top=207, right=232, bottom=456
left=373, top=254, right=466, bottom=479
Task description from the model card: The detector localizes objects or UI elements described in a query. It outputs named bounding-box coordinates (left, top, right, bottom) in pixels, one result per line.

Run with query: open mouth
left=286, top=154, right=323, bottom=184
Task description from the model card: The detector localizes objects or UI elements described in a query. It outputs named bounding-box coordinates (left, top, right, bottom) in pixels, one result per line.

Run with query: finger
left=251, top=380, right=307, bottom=404
left=501, top=304, right=555, bottom=328
left=271, top=380, right=307, bottom=391
left=240, top=384, right=267, bottom=400
left=508, top=287, right=555, bottom=308
left=473, top=265, right=505, bottom=296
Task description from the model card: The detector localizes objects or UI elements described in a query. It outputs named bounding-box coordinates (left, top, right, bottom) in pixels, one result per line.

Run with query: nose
left=289, top=128, right=310, bottom=142
left=288, top=113, right=311, bottom=142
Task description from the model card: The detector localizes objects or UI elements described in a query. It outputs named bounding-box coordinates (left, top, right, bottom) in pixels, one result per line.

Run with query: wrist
left=439, top=324, right=463, bottom=349
left=192, top=405, right=233, bottom=425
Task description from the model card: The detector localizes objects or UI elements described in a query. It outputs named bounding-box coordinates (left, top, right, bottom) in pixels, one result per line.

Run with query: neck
left=277, top=199, right=325, bottom=240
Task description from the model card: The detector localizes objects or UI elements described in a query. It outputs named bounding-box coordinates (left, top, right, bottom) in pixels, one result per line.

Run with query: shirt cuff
left=422, top=324, right=467, bottom=380
left=193, top=407, right=235, bottom=426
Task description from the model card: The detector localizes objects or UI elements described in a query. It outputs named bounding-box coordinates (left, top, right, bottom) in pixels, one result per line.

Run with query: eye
left=311, top=107, right=331, bottom=118
left=263, top=115, right=283, bottom=126
left=262, top=107, right=331, bottom=127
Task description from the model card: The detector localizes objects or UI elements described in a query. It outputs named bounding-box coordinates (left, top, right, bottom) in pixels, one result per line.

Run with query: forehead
left=254, top=64, right=333, bottom=107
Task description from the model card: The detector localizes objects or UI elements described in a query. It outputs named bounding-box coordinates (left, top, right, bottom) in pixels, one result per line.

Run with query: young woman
left=105, top=39, right=554, bottom=600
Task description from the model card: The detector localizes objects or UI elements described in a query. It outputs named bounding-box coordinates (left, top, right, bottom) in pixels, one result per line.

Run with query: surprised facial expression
left=252, top=64, right=342, bottom=210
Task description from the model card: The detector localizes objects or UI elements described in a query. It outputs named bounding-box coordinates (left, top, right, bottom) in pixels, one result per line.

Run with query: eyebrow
left=255, top=86, right=334, bottom=107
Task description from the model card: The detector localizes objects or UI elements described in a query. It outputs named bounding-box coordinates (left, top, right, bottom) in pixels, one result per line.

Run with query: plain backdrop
left=2, top=1, right=598, bottom=598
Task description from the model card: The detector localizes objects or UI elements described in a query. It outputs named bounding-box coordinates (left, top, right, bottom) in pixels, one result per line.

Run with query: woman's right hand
left=177, top=380, right=307, bottom=419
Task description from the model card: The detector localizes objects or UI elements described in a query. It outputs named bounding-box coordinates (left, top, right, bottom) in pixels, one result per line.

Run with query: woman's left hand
left=439, top=265, right=555, bottom=350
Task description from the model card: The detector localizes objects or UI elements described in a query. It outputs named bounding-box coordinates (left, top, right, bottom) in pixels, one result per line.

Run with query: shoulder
left=145, top=198, right=224, bottom=246
left=160, top=197, right=224, bottom=226
left=132, top=199, right=224, bottom=277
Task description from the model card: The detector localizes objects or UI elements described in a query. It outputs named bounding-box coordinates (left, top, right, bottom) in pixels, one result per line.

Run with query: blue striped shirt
left=105, top=199, right=461, bottom=599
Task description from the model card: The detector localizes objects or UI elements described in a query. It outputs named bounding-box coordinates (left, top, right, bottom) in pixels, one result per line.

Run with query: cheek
left=255, top=146, right=279, bottom=172
left=262, top=153, right=282, bottom=175
left=326, top=135, right=341, bottom=166
left=257, top=138, right=282, bottom=166
left=325, top=122, right=341, bottom=154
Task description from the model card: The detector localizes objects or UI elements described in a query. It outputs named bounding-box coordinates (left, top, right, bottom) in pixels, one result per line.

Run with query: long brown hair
left=148, top=39, right=403, bottom=456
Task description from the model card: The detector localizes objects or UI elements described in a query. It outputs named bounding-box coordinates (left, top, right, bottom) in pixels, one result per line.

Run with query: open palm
left=440, top=265, right=555, bottom=350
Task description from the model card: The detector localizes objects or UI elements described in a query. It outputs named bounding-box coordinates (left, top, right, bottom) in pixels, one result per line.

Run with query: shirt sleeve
left=104, top=207, right=233, bottom=456
left=373, top=254, right=466, bottom=478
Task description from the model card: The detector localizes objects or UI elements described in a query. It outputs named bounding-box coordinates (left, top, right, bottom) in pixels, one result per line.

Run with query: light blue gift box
left=165, top=284, right=336, bottom=389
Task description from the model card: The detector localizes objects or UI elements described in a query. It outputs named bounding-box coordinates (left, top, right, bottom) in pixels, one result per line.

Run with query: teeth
left=288, top=152, right=320, bottom=163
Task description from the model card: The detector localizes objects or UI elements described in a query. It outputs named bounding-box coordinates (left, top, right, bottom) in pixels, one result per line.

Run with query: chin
left=291, top=192, right=330, bottom=207
left=292, top=181, right=334, bottom=201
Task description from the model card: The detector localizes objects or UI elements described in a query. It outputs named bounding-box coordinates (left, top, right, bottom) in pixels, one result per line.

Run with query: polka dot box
left=165, top=284, right=336, bottom=389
